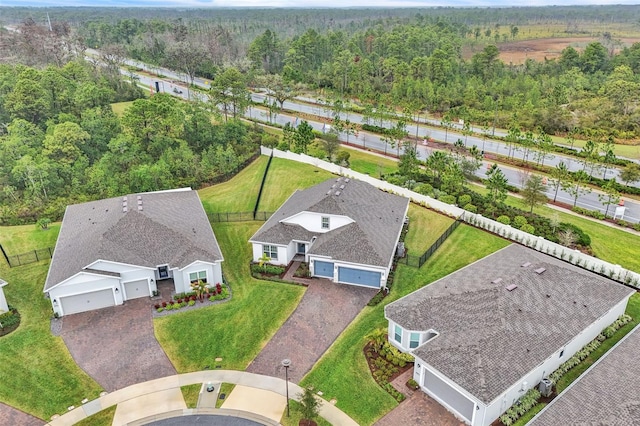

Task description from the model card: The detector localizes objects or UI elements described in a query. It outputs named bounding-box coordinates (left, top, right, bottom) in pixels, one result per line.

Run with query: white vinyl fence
left=262, top=146, right=640, bottom=288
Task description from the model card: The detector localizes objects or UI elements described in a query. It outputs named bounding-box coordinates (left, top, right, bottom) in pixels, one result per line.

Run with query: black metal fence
left=208, top=211, right=274, bottom=223
left=6, top=247, right=54, bottom=267
left=398, top=218, right=462, bottom=268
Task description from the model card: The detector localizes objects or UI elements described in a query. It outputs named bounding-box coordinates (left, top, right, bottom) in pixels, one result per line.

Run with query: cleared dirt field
left=495, top=37, right=640, bottom=64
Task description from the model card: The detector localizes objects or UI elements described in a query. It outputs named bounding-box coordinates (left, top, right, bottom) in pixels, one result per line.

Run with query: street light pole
left=282, top=358, right=291, bottom=417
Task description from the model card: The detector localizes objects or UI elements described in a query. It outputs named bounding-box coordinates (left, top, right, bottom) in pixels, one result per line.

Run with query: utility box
left=539, top=378, right=553, bottom=397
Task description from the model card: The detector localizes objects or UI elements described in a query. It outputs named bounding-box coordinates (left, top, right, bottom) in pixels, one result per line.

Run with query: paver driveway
left=60, top=298, right=176, bottom=392
left=374, top=391, right=464, bottom=426
left=0, top=403, right=44, bottom=426
left=247, top=279, right=376, bottom=383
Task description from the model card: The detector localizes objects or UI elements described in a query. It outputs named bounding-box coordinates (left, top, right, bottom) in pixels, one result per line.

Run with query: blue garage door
left=338, top=267, right=381, bottom=288
left=314, top=261, right=334, bottom=278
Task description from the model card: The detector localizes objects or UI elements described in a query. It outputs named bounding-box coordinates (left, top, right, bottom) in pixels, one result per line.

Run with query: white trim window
left=394, top=324, right=402, bottom=343
left=321, top=216, right=330, bottom=230
left=189, top=271, right=207, bottom=284
left=410, top=332, right=420, bottom=349
left=263, top=244, right=278, bottom=260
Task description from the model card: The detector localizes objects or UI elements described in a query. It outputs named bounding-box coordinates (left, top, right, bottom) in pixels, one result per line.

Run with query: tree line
left=0, top=60, right=266, bottom=225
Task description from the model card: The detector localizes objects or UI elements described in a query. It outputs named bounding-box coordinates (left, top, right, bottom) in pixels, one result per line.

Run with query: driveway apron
left=0, top=402, right=44, bottom=426
left=246, top=279, right=376, bottom=383
left=60, top=298, right=176, bottom=392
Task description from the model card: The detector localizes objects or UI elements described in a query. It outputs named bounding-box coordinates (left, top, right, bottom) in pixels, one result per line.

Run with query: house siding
left=281, top=211, right=353, bottom=233
left=177, top=262, right=222, bottom=294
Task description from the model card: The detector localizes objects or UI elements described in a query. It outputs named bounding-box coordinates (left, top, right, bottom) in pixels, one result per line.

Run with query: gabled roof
left=250, top=178, right=409, bottom=267
left=385, top=244, right=634, bottom=404
left=531, top=324, right=640, bottom=425
left=44, top=189, right=223, bottom=292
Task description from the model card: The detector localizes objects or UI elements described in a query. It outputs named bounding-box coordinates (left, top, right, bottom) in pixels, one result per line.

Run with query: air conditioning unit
left=396, top=242, right=406, bottom=258
left=539, top=378, right=553, bottom=397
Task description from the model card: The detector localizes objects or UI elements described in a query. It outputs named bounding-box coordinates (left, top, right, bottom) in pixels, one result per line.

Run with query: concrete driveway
left=60, top=298, right=176, bottom=392
left=246, top=279, right=376, bottom=383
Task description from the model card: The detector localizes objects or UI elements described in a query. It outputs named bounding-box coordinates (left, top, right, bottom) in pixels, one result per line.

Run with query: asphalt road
left=148, top=415, right=262, bottom=426
left=129, top=63, right=640, bottom=224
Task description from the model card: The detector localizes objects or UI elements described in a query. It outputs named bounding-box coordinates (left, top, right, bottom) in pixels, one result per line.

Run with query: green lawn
left=74, top=405, right=116, bottom=426
left=199, top=156, right=269, bottom=213
left=0, top=261, right=103, bottom=420
left=110, top=101, right=133, bottom=117
left=0, top=223, right=60, bottom=254
left=471, top=184, right=640, bottom=272
left=404, top=204, right=455, bottom=254
left=342, top=146, right=398, bottom=178
left=301, top=224, right=510, bottom=425
left=216, top=383, right=235, bottom=408
left=154, top=222, right=305, bottom=372
left=258, top=157, right=333, bottom=212
left=181, top=384, right=201, bottom=408
left=280, top=400, right=332, bottom=426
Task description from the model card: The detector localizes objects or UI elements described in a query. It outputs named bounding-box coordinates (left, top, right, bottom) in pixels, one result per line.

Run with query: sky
left=1, top=0, right=639, bottom=7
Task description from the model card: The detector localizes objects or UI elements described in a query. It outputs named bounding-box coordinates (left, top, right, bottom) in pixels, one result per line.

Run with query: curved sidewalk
left=46, top=370, right=358, bottom=426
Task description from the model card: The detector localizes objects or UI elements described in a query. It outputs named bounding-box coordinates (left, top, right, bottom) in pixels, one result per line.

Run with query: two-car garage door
left=60, top=289, right=115, bottom=316
left=338, top=267, right=381, bottom=288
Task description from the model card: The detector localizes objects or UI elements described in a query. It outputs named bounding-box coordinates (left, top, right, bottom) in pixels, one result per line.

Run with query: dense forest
left=0, top=58, right=267, bottom=225
left=3, top=6, right=637, bottom=139
left=2, top=5, right=640, bottom=224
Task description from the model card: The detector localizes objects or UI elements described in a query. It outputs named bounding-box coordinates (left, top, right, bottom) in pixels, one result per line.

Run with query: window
left=394, top=325, right=402, bottom=343
left=263, top=244, right=278, bottom=260
left=410, top=332, right=420, bottom=349
left=189, top=270, right=207, bottom=284
left=321, top=216, right=330, bottom=229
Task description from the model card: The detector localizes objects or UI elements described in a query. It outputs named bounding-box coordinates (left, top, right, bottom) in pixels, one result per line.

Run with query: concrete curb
left=46, top=370, right=358, bottom=426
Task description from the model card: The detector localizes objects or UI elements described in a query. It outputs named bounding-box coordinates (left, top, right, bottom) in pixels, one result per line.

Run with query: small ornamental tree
left=36, top=217, right=51, bottom=230
left=298, top=386, right=320, bottom=426
left=190, top=279, right=208, bottom=302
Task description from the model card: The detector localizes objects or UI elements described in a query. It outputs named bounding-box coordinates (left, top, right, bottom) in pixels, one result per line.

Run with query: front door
left=297, top=243, right=306, bottom=254
left=158, top=265, right=169, bottom=279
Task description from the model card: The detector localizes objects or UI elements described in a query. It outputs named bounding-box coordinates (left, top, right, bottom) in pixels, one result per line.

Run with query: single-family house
left=249, top=177, right=409, bottom=289
left=385, top=244, right=634, bottom=426
left=0, top=278, right=8, bottom=313
left=530, top=323, right=640, bottom=425
left=43, top=188, right=224, bottom=317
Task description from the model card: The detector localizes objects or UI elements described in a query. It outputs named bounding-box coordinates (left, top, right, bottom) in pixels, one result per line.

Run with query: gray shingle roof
left=531, top=324, right=640, bottom=426
left=385, top=244, right=634, bottom=404
left=250, top=178, right=409, bottom=267
left=44, top=189, right=223, bottom=292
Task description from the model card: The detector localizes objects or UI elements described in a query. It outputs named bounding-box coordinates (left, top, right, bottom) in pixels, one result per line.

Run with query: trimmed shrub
left=457, top=194, right=472, bottom=207
left=513, top=215, right=527, bottom=228
left=439, top=194, right=456, bottom=205
left=497, top=215, right=511, bottom=225
left=463, top=203, right=477, bottom=213
left=520, top=224, right=535, bottom=234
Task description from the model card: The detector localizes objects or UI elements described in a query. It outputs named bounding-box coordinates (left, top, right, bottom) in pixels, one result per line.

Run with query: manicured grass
left=280, top=400, right=332, bottom=426
left=404, top=204, right=455, bottom=254
left=154, top=222, right=305, bottom=372
left=513, top=402, right=547, bottom=426
left=258, top=157, right=333, bottom=211
left=0, top=223, right=60, bottom=254
left=199, top=156, right=269, bottom=213
left=216, top=383, right=235, bottom=408
left=181, top=384, right=201, bottom=408
left=342, top=146, right=398, bottom=178
left=110, top=101, right=133, bottom=117
left=472, top=183, right=640, bottom=272
left=556, top=293, right=640, bottom=393
left=301, top=224, right=510, bottom=425
left=75, top=405, right=116, bottom=426
left=0, top=261, right=103, bottom=420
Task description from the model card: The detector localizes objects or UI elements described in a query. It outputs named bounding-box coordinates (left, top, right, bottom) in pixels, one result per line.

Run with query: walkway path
left=246, top=279, right=377, bottom=383
left=46, top=370, right=358, bottom=426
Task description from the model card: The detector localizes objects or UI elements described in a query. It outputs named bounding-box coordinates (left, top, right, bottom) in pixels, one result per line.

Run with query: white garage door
left=124, top=279, right=149, bottom=300
left=60, top=289, right=115, bottom=316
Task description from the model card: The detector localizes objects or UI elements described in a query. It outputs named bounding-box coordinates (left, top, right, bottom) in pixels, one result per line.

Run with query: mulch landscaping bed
left=363, top=341, right=413, bottom=386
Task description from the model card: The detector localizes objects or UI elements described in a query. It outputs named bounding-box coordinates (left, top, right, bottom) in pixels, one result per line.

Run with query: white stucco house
left=0, top=278, right=8, bottom=313
left=385, top=244, right=634, bottom=426
left=249, top=177, right=409, bottom=289
left=43, top=188, right=224, bottom=317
